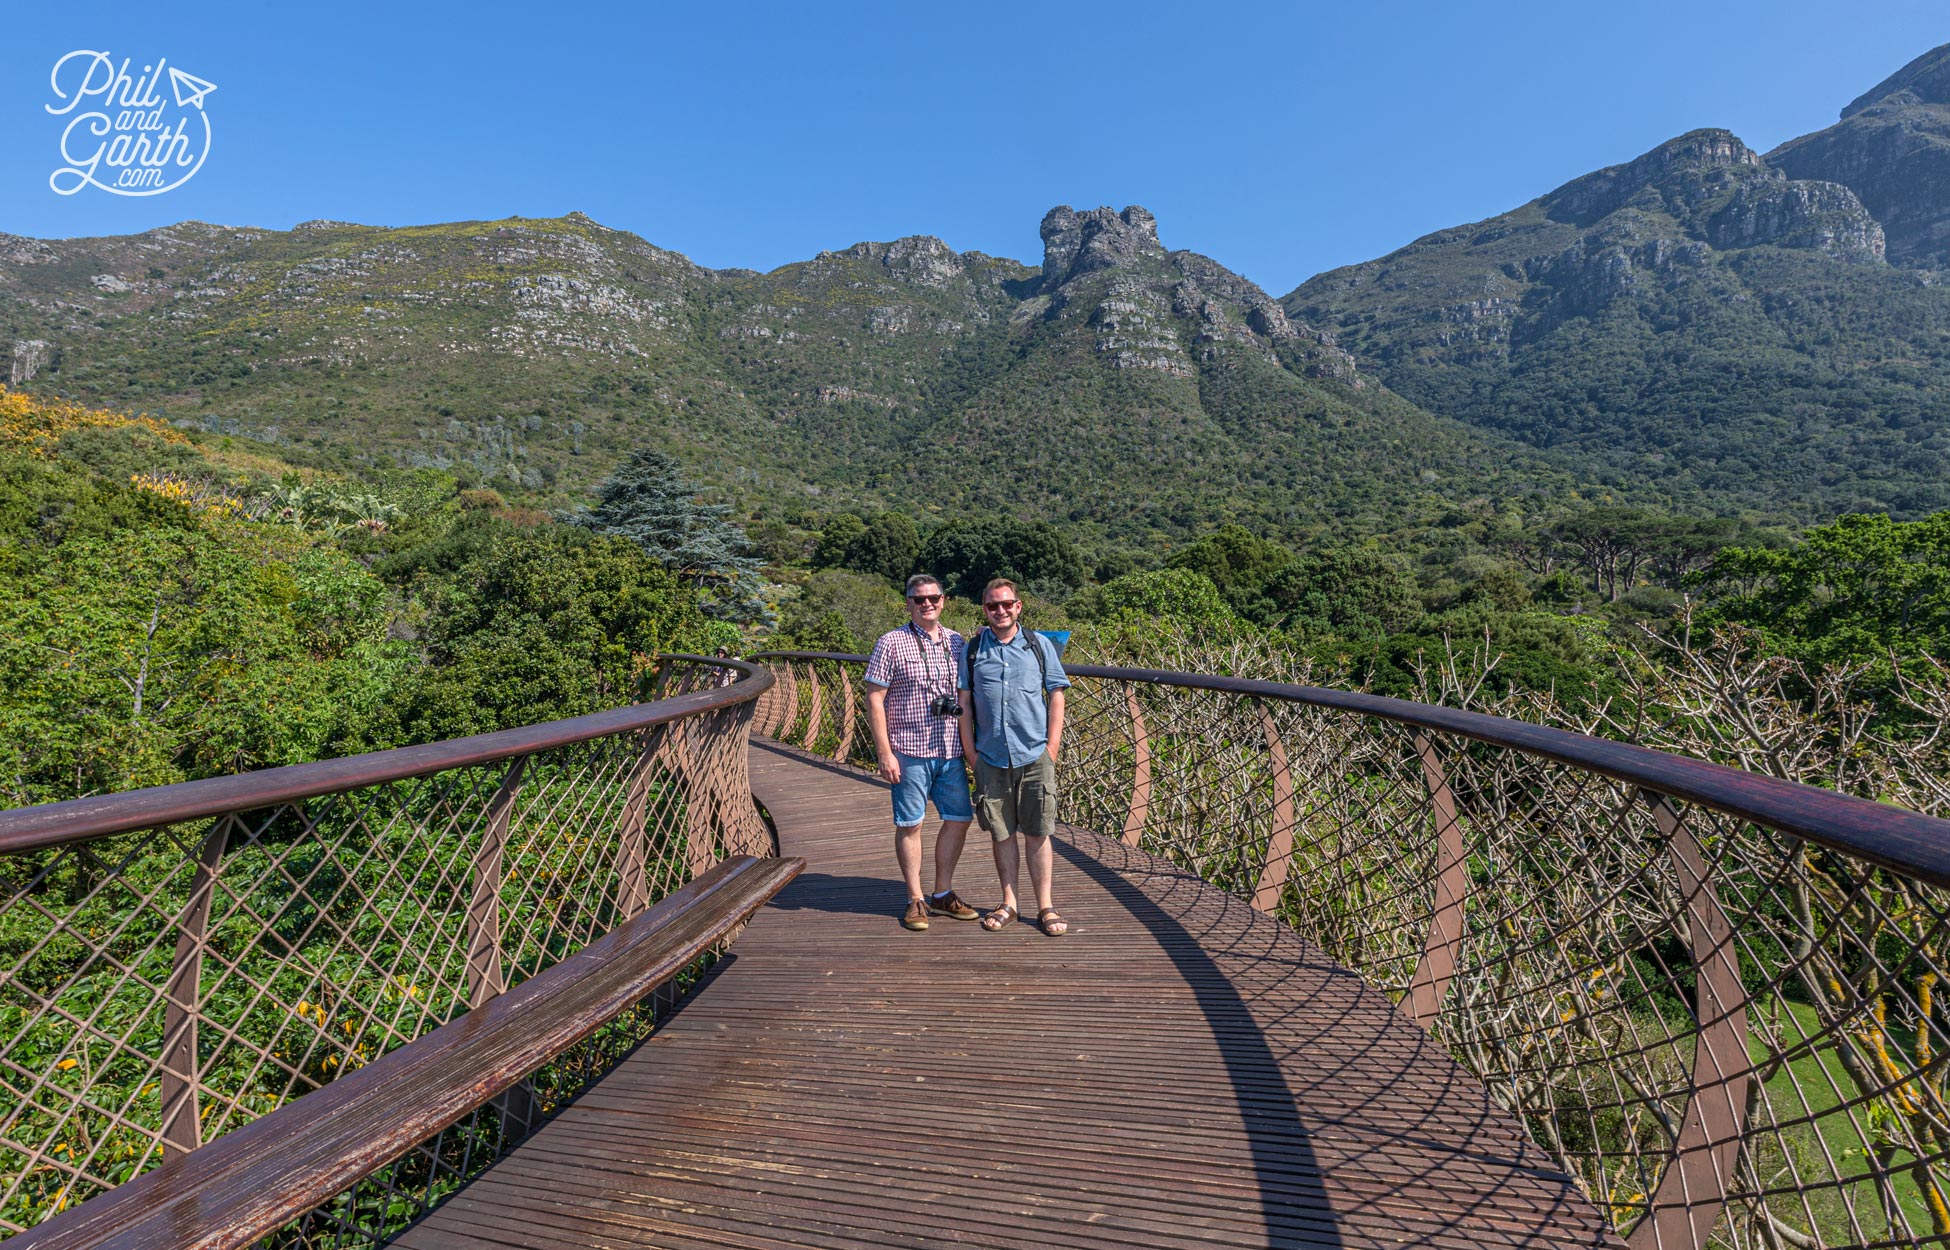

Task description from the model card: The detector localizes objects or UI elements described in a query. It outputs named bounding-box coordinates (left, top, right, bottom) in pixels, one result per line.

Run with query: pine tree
left=567, top=449, right=769, bottom=625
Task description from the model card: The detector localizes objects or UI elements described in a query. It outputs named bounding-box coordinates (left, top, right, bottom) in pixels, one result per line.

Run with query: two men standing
left=863, top=574, right=1071, bottom=937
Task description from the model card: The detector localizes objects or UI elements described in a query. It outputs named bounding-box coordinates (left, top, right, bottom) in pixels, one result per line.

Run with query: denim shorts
left=890, top=752, right=973, bottom=827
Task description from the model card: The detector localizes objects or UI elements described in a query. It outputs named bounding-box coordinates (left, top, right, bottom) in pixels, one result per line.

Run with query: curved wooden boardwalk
left=395, top=741, right=1620, bottom=1249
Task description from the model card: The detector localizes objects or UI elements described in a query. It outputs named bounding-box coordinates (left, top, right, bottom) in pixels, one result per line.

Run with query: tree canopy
left=566, top=448, right=768, bottom=624
left=918, top=517, right=1084, bottom=601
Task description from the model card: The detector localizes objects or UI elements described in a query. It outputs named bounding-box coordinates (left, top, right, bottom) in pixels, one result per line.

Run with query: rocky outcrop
left=1028, top=206, right=1343, bottom=379
left=1090, top=278, right=1192, bottom=375
left=1175, top=253, right=1299, bottom=341
left=1708, top=178, right=1885, bottom=262
left=1841, top=41, right=1950, bottom=118
left=1770, top=43, right=1950, bottom=266
left=1543, top=130, right=1764, bottom=226
left=824, top=236, right=967, bottom=288
left=1039, top=206, right=1167, bottom=293
left=8, top=340, right=51, bottom=385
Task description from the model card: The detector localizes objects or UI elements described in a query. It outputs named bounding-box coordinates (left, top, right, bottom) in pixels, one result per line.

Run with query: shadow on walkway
left=1054, top=838, right=1345, bottom=1248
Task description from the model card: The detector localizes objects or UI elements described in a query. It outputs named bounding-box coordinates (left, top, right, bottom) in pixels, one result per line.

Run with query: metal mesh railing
left=754, top=651, right=1950, bottom=1250
left=0, top=656, right=772, bottom=1242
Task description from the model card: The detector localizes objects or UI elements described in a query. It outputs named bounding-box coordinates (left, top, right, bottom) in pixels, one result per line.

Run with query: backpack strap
left=967, top=629, right=1050, bottom=740
left=965, top=630, right=984, bottom=736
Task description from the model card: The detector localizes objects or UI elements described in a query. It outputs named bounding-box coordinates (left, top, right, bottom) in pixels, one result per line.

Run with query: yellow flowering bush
left=0, top=385, right=189, bottom=458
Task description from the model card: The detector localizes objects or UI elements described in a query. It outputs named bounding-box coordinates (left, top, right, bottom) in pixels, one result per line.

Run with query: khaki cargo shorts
left=972, top=752, right=1058, bottom=842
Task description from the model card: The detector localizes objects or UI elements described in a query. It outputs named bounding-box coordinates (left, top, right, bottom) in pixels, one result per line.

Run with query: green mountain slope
left=0, top=206, right=1573, bottom=546
left=1286, top=48, right=1950, bottom=521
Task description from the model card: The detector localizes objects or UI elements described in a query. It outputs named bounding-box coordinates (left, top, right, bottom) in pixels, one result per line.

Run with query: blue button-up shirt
left=958, top=628, right=1070, bottom=768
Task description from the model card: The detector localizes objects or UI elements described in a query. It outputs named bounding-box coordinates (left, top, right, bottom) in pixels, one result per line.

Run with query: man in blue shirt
left=957, top=577, right=1072, bottom=936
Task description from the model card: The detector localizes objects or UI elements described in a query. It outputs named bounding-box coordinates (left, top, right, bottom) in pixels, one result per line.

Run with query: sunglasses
left=908, top=594, right=943, bottom=605
left=982, top=599, right=1021, bottom=611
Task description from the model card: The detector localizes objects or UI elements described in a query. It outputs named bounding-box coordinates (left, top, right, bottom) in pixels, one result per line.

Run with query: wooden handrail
left=0, top=656, right=772, bottom=853
left=14, top=853, right=803, bottom=1250
left=749, top=650, right=1950, bottom=890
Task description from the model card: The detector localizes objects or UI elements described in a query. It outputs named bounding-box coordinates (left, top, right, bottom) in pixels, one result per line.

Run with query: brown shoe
left=902, top=899, right=931, bottom=931
left=928, top=890, right=979, bottom=921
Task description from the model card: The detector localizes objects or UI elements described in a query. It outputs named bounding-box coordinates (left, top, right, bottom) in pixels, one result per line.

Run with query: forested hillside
left=0, top=206, right=1584, bottom=555
left=1288, top=46, right=1950, bottom=520
left=0, top=387, right=733, bottom=808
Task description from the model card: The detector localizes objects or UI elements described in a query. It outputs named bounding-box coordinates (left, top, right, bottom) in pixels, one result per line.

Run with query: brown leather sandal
left=981, top=903, right=1018, bottom=932
left=1037, top=908, right=1069, bottom=937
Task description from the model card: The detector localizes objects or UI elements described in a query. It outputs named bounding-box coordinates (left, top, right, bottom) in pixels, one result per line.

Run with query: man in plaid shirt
left=866, top=573, right=979, bottom=932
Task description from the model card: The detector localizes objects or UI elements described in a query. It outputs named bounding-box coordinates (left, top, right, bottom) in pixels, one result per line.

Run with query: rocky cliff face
left=1027, top=204, right=1356, bottom=383
left=1283, top=45, right=1950, bottom=518
left=1769, top=43, right=1950, bottom=267
left=1038, top=205, right=1167, bottom=291
left=1707, top=178, right=1885, bottom=262
left=1542, top=129, right=1764, bottom=225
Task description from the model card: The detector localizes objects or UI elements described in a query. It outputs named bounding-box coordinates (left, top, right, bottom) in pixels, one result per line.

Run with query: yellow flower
left=54, top=1058, right=76, bottom=1072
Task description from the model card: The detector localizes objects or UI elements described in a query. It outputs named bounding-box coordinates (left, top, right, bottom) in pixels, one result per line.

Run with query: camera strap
left=908, top=621, right=954, bottom=701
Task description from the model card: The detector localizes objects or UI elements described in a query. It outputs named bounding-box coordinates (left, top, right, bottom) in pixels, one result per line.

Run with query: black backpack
left=965, top=628, right=1050, bottom=734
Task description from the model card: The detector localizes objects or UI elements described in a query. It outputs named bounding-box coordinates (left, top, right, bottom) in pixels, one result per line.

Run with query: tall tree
left=1700, top=511, right=1950, bottom=668
left=919, top=518, right=1083, bottom=600
left=567, top=449, right=768, bottom=624
left=1166, top=524, right=1295, bottom=623
left=842, top=512, right=922, bottom=584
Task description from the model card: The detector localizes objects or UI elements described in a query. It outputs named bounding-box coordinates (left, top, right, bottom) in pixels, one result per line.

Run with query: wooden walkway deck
left=396, top=741, right=1619, bottom=1249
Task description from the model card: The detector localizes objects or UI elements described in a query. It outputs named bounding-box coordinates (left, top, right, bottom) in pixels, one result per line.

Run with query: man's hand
left=866, top=685, right=898, bottom=786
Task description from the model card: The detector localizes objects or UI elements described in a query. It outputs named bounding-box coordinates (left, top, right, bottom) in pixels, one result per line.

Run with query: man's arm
left=956, top=646, right=978, bottom=765
left=957, top=701, right=978, bottom=768
left=1046, top=687, right=1066, bottom=762
left=865, top=685, right=900, bottom=785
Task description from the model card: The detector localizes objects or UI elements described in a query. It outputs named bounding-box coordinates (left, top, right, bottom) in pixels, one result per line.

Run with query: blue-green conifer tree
left=567, top=449, right=770, bottom=625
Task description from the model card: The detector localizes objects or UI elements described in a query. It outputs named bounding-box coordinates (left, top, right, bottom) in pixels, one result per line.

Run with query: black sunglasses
left=982, top=599, right=1020, bottom=611
left=908, top=594, right=943, bottom=605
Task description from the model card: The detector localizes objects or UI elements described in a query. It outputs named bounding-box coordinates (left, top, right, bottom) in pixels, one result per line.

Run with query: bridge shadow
left=1061, top=829, right=1613, bottom=1248
left=761, top=869, right=905, bottom=918
left=1054, top=836, right=1343, bottom=1248
left=743, top=739, right=1610, bottom=1246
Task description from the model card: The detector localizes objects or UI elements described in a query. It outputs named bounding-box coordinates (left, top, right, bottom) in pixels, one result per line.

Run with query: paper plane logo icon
left=168, top=67, right=216, bottom=110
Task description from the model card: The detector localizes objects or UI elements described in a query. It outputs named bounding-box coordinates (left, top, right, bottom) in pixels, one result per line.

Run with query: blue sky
left=0, top=2, right=1942, bottom=295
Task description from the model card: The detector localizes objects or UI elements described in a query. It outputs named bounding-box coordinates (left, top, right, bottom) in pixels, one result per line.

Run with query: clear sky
left=0, top=1, right=1942, bottom=295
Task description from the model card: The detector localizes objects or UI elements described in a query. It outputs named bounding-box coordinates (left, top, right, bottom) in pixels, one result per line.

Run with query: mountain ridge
left=1285, top=44, right=1950, bottom=520
left=0, top=204, right=1570, bottom=549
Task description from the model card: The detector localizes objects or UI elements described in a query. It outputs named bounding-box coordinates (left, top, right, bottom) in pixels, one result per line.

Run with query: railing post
left=776, top=663, right=801, bottom=741
left=834, top=669, right=856, bottom=764
left=1251, top=701, right=1295, bottom=913
left=465, top=756, right=527, bottom=1008
left=680, top=714, right=719, bottom=878
left=159, top=818, right=230, bottom=1153
left=1404, top=732, right=1469, bottom=1030
left=804, top=665, right=824, bottom=751
left=1121, top=683, right=1151, bottom=848
left=1629, top=792, right=1751, bottom=1250
left=614, top=726, right=667, bottom=919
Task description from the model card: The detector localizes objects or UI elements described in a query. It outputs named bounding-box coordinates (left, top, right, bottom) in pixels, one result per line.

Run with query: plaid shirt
left=864, top=624, right=967, bottom=759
